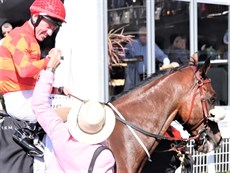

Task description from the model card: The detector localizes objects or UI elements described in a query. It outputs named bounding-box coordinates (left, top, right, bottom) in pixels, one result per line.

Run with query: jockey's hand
left=63, top=87, right=71, bottom=96
left=57, top=87, right=71, bottom=96
left=46, top=48, right=62, bottom=68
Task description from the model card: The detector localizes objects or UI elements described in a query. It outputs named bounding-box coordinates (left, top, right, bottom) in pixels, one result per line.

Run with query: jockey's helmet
left=30, top=0, right=66, bottom=27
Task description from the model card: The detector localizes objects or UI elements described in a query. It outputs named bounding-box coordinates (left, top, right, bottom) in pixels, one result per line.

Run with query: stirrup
left=12, top=127, right=44, bottom=157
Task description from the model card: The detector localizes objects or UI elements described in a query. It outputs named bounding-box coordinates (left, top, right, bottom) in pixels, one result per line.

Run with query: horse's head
left=176, top=57, right=224, bottom=153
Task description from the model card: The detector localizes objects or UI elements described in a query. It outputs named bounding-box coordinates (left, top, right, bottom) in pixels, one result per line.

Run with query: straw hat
left=67, top=100, right=116, bottom=144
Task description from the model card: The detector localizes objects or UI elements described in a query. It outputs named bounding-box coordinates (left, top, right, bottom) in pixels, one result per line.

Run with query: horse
left=0, top=58, right=223, bottom=173
left=107, top=58, right=223, bottom=173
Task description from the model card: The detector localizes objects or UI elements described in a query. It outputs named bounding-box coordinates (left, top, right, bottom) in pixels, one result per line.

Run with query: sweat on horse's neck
left=108, top=67, right=195, bottom=173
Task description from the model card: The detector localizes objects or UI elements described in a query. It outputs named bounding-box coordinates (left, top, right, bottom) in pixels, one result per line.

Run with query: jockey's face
left=33, top=15, right=57, bottom=41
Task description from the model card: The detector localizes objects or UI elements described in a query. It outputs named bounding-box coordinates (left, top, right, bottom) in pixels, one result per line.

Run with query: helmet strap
left=30, top=15, right=43, bottom=41
left=31, top=15, right=43, bottom=27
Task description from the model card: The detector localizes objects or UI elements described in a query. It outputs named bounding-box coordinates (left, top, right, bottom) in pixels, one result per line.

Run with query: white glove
left=163, top=58, right=170, bottom=65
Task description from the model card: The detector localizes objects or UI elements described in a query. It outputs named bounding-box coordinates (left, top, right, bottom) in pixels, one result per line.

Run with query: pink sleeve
left=32, top=70, right=70, bottom=141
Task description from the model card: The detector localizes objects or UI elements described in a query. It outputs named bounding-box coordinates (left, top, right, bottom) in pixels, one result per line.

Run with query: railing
left=174, top=107, right=230, bottom=173
left=187, top=138, right=230, bottom=173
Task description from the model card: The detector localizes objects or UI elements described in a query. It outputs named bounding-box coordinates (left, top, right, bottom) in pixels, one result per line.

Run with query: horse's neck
left=114, top=70, right=190, bottom=130
left=111, top=68, right=194, bottom=172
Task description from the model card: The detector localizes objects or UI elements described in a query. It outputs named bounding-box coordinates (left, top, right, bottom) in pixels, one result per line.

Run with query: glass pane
left=155, top=0, right=190, bottom=69
left=108, top=0, right=147, bottom=97
left=197, top=3, right=228, bottom=105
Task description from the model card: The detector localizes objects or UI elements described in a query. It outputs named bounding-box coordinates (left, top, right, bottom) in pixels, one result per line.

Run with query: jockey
left=0, top=0, right=66, bottom=122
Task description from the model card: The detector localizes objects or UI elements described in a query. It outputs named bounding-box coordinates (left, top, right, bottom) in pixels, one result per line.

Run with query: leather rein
left=68, top=69, right=212, bottom=154
left=106, top=69, right=212, bottom=143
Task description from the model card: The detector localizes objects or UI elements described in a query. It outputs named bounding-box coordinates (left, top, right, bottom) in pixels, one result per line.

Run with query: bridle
left=176, top=68, right=213, bottom=151
left=182, top=69, right=212, bottom=135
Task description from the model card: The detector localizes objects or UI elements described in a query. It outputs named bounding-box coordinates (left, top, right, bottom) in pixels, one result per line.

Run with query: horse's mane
left=111, top=64, right=193, bottom=101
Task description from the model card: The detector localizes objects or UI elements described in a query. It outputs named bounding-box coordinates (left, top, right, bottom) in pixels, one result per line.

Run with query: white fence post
left=207, top=150, right=215, bottom=173
left=172, top=108, right=230, bottom=173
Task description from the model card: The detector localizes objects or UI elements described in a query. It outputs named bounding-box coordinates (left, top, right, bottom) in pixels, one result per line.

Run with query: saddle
left=12, top=122, right=45, bottom=157
left=0, top=111, right=45, bottom=157
left=0, top=114, right=34, bottom=172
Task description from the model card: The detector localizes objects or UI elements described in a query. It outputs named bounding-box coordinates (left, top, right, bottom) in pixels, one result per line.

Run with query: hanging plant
left=108, top=26, right=133, bottom=65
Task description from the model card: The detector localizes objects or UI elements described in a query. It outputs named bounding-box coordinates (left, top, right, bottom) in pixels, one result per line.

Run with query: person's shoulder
left=9, top=24, right=23, bottom=35
left=7, top=23, right=37, bottom=46
left=6, top=27, right=24, bottom=42
left=131, top=39, right=139, bottom=44
left=9, top=22, right=31, bottom=38
left=127, top=39, right=140, bottom=47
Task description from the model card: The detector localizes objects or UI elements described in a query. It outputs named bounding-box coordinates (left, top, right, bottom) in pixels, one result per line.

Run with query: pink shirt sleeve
left=32, top=70, right=115, bottom=172
left=32, top=70, right=70, bottom=142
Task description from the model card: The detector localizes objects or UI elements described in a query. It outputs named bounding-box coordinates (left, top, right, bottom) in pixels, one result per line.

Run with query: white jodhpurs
left=3, top=90, right=36, bottom=123
left=3, top=90, right=47, bottom=172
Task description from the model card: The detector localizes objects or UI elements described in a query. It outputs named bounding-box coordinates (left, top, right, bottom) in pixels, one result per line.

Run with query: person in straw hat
left=32, top=55, right=116, bottom=172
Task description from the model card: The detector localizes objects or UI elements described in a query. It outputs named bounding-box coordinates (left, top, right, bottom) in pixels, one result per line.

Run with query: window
left=108, top=0, right=147, bottom=96
left=155, top=1, right=190, bottom=67
left=197, top=3, right=228, bottom=105
left=107, top=0, right=229, bottom=105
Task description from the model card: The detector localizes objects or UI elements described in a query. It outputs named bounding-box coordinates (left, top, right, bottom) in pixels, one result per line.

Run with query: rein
left=106, top=102, right=199, bottom=161
left=67, top=68, right=212, bottom=160
left=114, top=111, right=188, bottom=142
left=67, top=94, right=191, bottom=160
left=66, top=94, right=189, bottom=142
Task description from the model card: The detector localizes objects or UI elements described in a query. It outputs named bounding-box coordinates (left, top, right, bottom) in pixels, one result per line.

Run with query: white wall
left=54, top=0, right=108, bottom=102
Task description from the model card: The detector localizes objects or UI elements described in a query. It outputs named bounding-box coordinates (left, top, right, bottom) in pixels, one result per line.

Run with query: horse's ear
left=189, top=52, right=198, bottom=65
left=199, top=57, right=211, bottom=78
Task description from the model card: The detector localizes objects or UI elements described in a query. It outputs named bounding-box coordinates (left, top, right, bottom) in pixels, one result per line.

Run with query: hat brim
left=67, top=104, right=116, bottom=145
left=139, top=32, right=146, bottom=35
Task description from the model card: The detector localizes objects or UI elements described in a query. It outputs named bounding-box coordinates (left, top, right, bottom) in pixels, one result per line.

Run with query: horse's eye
left=209, top=97, right=216, bottom=105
